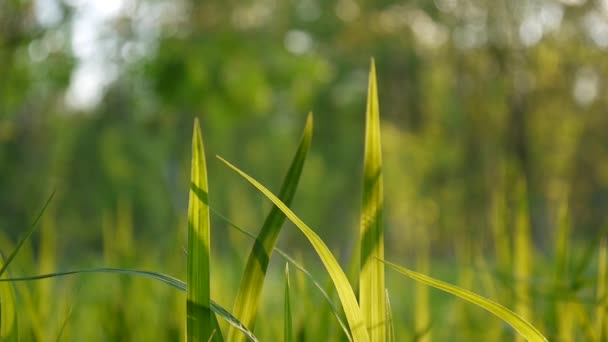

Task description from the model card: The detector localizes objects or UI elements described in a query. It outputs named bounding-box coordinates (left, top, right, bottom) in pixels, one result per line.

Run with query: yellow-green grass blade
left=284, top=263, right=294, bottom=342
left=0, top=268, right=257, bottom=341
left=385, top=289, right=394, bottom=342
left=0, top=256, right=18, bottom=341
left=218, top=156, right=370, bottom=342
left=381, top=260, right=548, bottom=342
left=229, top=113, right=313, bottom=341
left=360, top=57, right=386, bottom=341
left=596, top=238, right=607, bottom=341
left=513, top=177, right=533, bottom=342
left=187, top=118, right=216, bottom=341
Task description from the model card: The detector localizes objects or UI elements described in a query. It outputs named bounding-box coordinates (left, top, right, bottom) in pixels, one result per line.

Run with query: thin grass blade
left=381, top=259, right=548, bottom=342
left=385, top=289, right=394, bottom=342
left=187, top=118, right=216, bottom=341
left=284, top=263, right=293, bottom=342
left=596, top=238, right=607, bottom=341
left=229, top=113, right=313, bottom=341
left=360, top=58, right=386, bottom=341
left=0, top=256, right=18, bottom=341
left=218, top=156, right=369, bottom=342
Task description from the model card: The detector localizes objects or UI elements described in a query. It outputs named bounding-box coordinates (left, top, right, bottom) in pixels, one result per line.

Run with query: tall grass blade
left=381, top=260, right=548, bottom=342
left=284, top=263, right=293, bottom=342
left=0, top=256, right=18, bottom=341
left=0, top=191, right=55, bottom=277
left=0, top=268, right=257, bottom=341
left=596, top=238, right=607, bottom=341
left=513, top=177, right=533, bottom=342
left=229, top=113, right=313, bottom=341
left=385, top=289, right=394, bottom=342
left=187, top=118, right=216, bottom=341
left=218, top=156, right=370, bottom=342
left=360, top=58, right=386, bottom=341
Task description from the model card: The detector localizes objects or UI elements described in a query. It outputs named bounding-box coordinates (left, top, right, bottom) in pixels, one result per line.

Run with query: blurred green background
left=1, top=0, right=608, bottom=340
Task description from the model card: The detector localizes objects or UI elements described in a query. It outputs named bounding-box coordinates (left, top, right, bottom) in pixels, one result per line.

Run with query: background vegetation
left=1, top=0, right=607, bottom=340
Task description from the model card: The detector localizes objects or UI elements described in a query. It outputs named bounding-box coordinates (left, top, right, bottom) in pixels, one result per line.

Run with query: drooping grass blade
left=360, top=58, right=386, bottom=341
left=284, top=263, right=293, bottom=342
left=229, top=113, right=313, bottom=342
left=218, top=156, right=370, bottom=342
left=381, top=259, right=548, bottom=342
left=0, top=268, right=258, bottom=342
left=187, top=118, right=216, bottom=341
left=0, top=256, right=18, bottom=341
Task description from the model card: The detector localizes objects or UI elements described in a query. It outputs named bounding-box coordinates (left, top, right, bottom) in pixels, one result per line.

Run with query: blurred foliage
left=1, top=0, right=608, bottom=339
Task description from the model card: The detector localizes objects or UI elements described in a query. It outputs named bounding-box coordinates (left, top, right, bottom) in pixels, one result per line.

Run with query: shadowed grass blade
left=0, top=269, right=257, bottom=342
left=381, top=260, right=548, bottom=342
left=229, top=113, right=313, bottom=342
left=218, top=156, right=369, bottom=342
left=284, top=263, right=293, bottom=342
left=360, top=58, right=386, bottom=341
left=0, top=256, right=18, bottom=341
left=187, top=118, right=216, bottom=341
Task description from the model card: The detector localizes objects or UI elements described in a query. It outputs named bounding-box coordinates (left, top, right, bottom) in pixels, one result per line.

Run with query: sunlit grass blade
left=210, top=208, right=352, bottom=341
left=187, top=118, right=216, bottom=341
left=0, top=256, right=18, bottom=341
left=513, top=177, right=533, bottom=342
left=359, top=58, right=386, bottom=341
left=381, top=259, right=548, bottom=342
left=229, top=113, right=313, bottom=341
left=0, top=191, right=55, bottom=277
left=0, top=268, right=257, bottom=342
left=385, top=289, right=394, bottom=342
left=284, top=263, right=293, bottom=342
left=218, top=156, right=370, bottom=342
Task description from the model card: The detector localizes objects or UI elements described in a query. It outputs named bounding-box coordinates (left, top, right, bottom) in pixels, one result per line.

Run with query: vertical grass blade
left=229, top=113, right=313, bottom=341
left=596, top=238, right=607, bottom=341
left=360, top=58, right=386, bottom=341
left=218, top=156, right=370, bottom=342
left=284, top=263, right=293, bottom=342
left=0, top=256, right=18, bottom=341
left=513, top=177, right=533, bottom=341
left=187, top=118, right=216, bottom=341
left=381, top=260, right=548, bottom=342
left=385, top=289, right=394, bottom=342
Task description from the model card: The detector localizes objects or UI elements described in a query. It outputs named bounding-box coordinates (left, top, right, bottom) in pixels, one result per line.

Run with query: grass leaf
left=0, top=256, right=18, bottom=341
left=229, top=113, right=313, bottom=341
left=284, top=263, right=293, bottom=342
left=187, top=118, right=216, bottom=341
left=218, top=156, right=369, bottom=342
left=381, top=259, right=548, bottom=342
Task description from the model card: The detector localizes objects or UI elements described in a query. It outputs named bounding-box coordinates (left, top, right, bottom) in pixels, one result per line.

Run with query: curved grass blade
left=360, top=58, right=386, bottom=340
left=0, top=269, right=257, bottom=342
left=188, top=118, right=216, bottom=341
left=0, top=256, right=18, bottom=341
left=229, top=113, right=313, bottom=342
left=218, top=156, right=370, bottom=342
left=284, top=263, right=293, bottom=342
left=0, top=191, right=55, bottom=277
left=381, top=259, right=548, bottom=342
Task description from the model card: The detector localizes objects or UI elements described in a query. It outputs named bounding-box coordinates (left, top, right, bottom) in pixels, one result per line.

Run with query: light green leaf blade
left=229, top=113, right=313, bottom=342
left=360, top=58, right=386, bottom=340
left=187, top=118, right=216, bottom=341
left=284, top=263, right=293, bottom=342
left=381, top=260, right=548, bottom=342
left=385, top=289, right=394, bottom=342
left=0, top=256, right=18, bottom=341
left=218, top=156, right=370, bottom=342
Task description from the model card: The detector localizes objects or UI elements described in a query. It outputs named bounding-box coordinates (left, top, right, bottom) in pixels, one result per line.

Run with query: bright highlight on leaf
left=229, top=113, right=313, bottom=342
left=360, top=58, right=386, bottom=340
left=218, top=156, right=370, bottom=342
left=284, top=263, right=294, bottom=342
left=381, top=259, right=548, bottom=342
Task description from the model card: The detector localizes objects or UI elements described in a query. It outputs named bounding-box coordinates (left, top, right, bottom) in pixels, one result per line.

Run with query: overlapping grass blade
left=218, top=156, right=369, bottom=342
left=0, top=256, right=18, bottom=341
left=187, top=118, right=216, bottom=341
left=229, top=113, right=313, bottom=341
left=381, top=259, right=548, bottom=342
left=0, top=269, right=258, bottom=341
left=284, top=263, right=293, bottom=342
left=360, top=58, right=386, bottom=341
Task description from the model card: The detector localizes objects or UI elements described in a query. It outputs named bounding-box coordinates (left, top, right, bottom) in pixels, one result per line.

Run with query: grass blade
left=381, top=259, right=548, bottom=342
left=360, top=58, right=386, bottom=341
left=596, top=238, right=607, bottom=341
left=385, top=289, right=394, bottom=342
left=0, top=256, right=18, bottom=341
left=284, top=263, right=293, bottom=342
left=229, top=113, right=313, bottom=341
left=218, top=156, right=370, bottom=342
left=187, top=118, right=215, bottom=341
left=0, top=269, right=257, bottom=341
